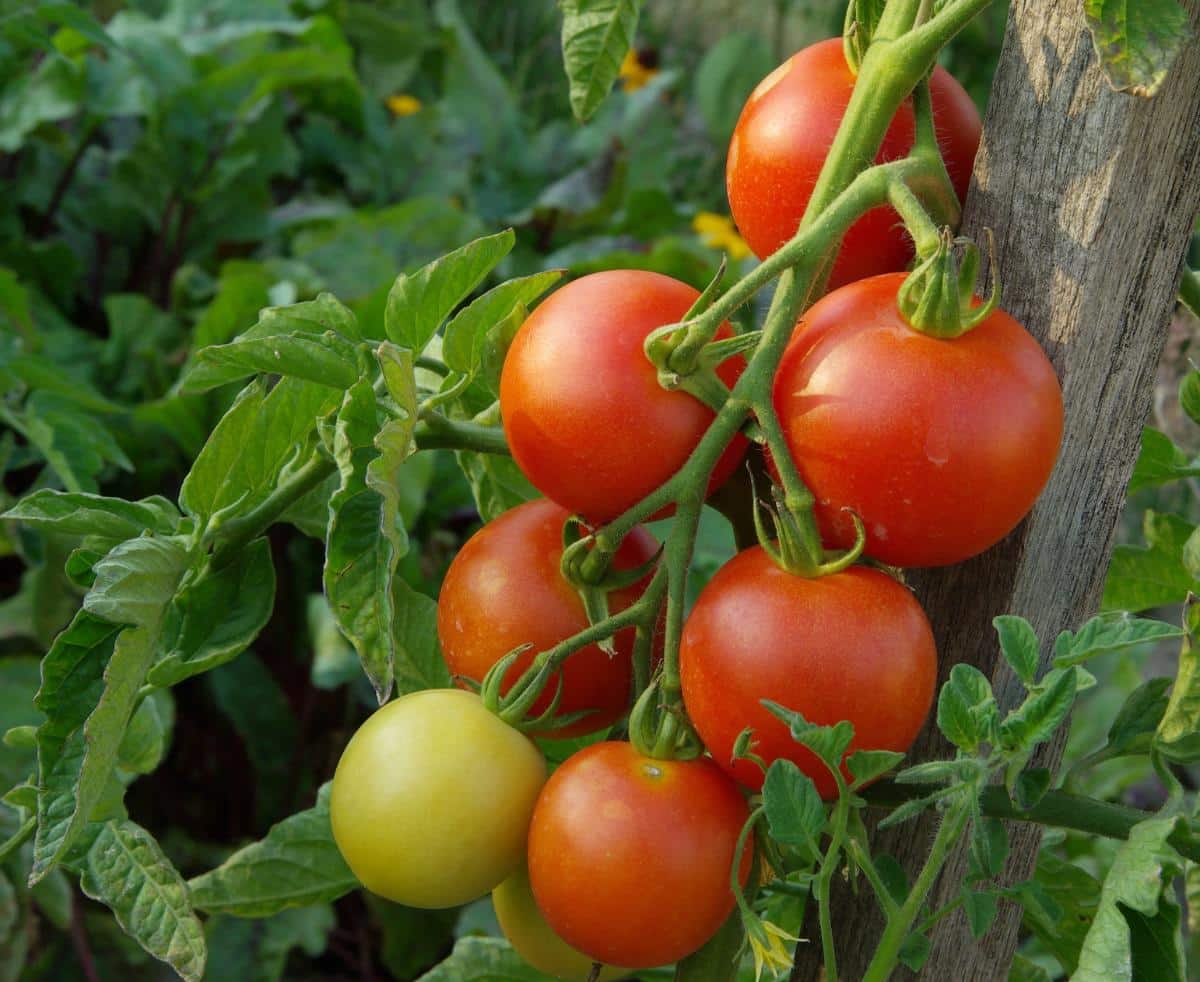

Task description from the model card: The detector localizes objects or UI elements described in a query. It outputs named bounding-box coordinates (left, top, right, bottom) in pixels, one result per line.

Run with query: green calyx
left=897, top=226, right=1001, bottom=339
left=628, top=679, right=703, bottom=761
left=753, top=481, right=866, bottom=578
left=479, top=647, right=594, bottom=735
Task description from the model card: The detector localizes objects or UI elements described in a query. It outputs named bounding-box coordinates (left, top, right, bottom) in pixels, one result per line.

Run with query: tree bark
left=791, top=2, right=1200, bottom=979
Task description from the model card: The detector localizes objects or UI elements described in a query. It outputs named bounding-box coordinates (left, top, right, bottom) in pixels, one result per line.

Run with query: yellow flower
left=693, top=211, right=752, bottom=260
left=618, top=48, right=659, bottom=92
left=744, top=913, right=801, bottom=982
left=386, top=93, right=423, bottom=117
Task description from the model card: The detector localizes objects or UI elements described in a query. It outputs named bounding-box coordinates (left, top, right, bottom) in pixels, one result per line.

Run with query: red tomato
left=725, top=38, right=981, bottom=288
left=437, top=499, right=659, bottom=738
left=500, top=270, right=747, bottom=524
left=680, top=549, right=937, bottom=799
left=771, top=272, right=1064, bottom=567
left=527, top=741, right=751, bottom=968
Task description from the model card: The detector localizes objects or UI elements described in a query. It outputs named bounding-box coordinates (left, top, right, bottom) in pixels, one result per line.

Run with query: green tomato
left=331, top=689, right=546, bottom=908
left=493, top=864, right=627, bottom=981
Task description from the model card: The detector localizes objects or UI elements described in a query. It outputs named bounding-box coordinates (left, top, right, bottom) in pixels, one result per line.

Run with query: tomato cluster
left=329, top=38, right=1065, bottom=977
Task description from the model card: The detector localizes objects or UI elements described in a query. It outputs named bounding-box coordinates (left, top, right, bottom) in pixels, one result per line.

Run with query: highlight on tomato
left=725, top=37, right=981, bottom=288
left=499, top=269, right=747, bottom=524
left=680, top=548, right=937, bottom=799
left=437, top=497, right=659, bottom=738
left=527, top=741, right=752, bottom=968
left=329, top=689, right=545, bottom=909
left=771, top=271, right=1064, bottom=568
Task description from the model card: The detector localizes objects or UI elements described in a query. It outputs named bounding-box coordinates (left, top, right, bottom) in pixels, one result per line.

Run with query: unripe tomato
left=330, top=689, right=545, bottom=908
left=772, top=272, right=1064, bottom=567
left=680, top=549, right=936, bottom=799
left=528, top=741, right=751, bottom=968
left=437, top=498, right=659, bottom=738
left=493, top=864, right=627, bottom=981
left=726, top=38, right=981, bottom=288
left=500, top=270, right=747, bottom=524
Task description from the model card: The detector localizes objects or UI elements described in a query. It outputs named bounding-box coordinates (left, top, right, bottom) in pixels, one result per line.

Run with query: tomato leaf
left=560, top=0, right=642, bottom=123
left=1084, top=0, right=1192, bottom=98
left=205, top=905, right=336, bottom=982
left=1155, top=608, right=1200, bottom=763
left=1019, top=852, right=1098, bottom=975
left=1104, top=677, right=1173, bottom=757
left=936, top=663, right=996, bottom=752
left=961, top=888, right=998, bottom=939
left=441, top=271, right=562, bottom=376
left=997, top=667, right=1077, bottom=755
left=968, top=817, right=1009, bottom=882
left=1179, top=370, right=1200, bottom=426
left=1103, top=512, right=1200, bottom=613
left=897, top=932, right=930, bottom=972
left=454, top=450, right=538, bottom=524
left=1053, top=612, right=1184, bottom=667
left=994, top=615, right=1040, bottom=687
left=693, top=32, right=773, bottom=142
left=80, top=820, right=206, bottom=982
left=762, top=760, right=825, bottom=856
left=16, top=392, right=132, bottom=493
left=384, top=230, right=514, bottom=354
left=417, top=935, right=549, bottom=981
left=1128, top=429, right=1200, bottom=493
left=1, top=489, right=179, bottom=540
left=187, top=784, right=357, bottom=917
left=391, top=580, right=451, bottom=696
left=762, top=702, right=853, bottom=777
left=846, top=749, right=905, bottom=787
left=184, top=330, right=365, bottom=393
left=1012, top=768, right=1052, bottom=811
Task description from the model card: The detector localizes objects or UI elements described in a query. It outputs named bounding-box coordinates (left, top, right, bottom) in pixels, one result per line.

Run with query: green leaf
left=116, top=689, right=174, bottom=776
left=994, top=616, right=1039, bottom=686
left=997, top=667, right=1077, bottom=754
left=391, top=580, right=451, bottom=695
left=384, top=230, right=514, bottom=353
left=1009, top=955, right=1053, bottom=982
left=18, top=392, right=131, bottom=492
left=762, top=702, right=854, bottom=777
left=560, top=0, right=642, bottom=123
left=149, top=538, right=277, bottom=688
left=1053, top=612, right=1184, bottom=667
left=846, top=750, right=905, bottom=787
left=937, top=663, right=996, bottom=752
left=1156, top=622, right=1200, bottom=763
left=1128, top=429, right=1200, bottom=493
left=205, top=905, right=335, bottom=982
left=1105, top=677, right=1172, bottom=756
left=693, top=32, right=773, bottom=142
left=1020, top=852, right=1096, bottom=975
left=191, top=262, right=275, bottom=351
left=1179, top=370, right=1200, bottom=426
left=961, top=889, right=998, bottom=939
left=968, top=817, right=1009, bottom=881
left=1013, top=768, right=1052, bottom=811
left=454, top=451, right=538, bottom=523
left=762, top=760, right=825, bottom=855
left=80, top=820, right=206, bottom=982
left=185, top=331, right=364, bottom=393
left=416, top=936, right=549, bottom=981
left=0, top=657, right=44, bottom=794
left=1084, top=0, right=1192, bottom=98
left=1073, top=816, right=1185, bottom=981
left=82, top=536, right=190, bottom=628
left=897, top=932, right=930, bottom=972
left=441, top=271, right=562, bottom=375
left=1102, top=511, right=1200, bottom=612
left=2, top=490, right=178, bottom=539
left=187, top=784, right=357, bottom=917
left=307, top=594, right=360, bottom=691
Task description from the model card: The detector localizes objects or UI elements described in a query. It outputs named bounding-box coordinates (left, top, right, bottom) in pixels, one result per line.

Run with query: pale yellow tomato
left=330, top=689, right=546, bottom=908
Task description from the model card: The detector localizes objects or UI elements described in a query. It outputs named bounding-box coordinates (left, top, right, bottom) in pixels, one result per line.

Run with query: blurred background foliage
left=3, top=0, right=1199, bottom=979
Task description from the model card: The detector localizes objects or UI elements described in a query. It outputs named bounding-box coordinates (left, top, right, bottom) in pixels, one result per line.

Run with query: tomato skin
left=528, top=741, right=751, bottom=968
left=680, top=549, right=937, bottom=799
left=437, top=498, right=659, bottom=738
left=772, top=272, right=1064, bottom=567
left=726, top=38, right=981, bottom=288
left=329, top=689, right=545, bottom=909
left=500, top=270, right=747, bottom=524
left=493, top=864, right=627, bottom=981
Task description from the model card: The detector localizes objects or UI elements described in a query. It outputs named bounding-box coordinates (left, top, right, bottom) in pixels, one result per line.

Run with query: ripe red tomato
left=680, top=549, right=937, bottom=799
left=527, top=741, right=751, bottom=968
left=771, top=272, right=1064, bottom=567
left=725, top=38, right=981, bottom=288
left=437, top=498, right=659, bottom=738
left=500, top=270, right=747, bottom=524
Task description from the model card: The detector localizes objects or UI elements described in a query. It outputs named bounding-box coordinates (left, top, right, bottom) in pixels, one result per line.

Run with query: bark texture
left=790, top=2, right=1200, bottom=979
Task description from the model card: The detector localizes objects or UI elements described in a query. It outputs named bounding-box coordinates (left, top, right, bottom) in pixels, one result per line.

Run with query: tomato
left=527, top=741, right=751, bottom=968
left=680, top=548, right=937, bottom=799
left=500, top=270, right=747, bottom=524
left=493, top=864, right=627, bottom=981
left=437, top=498, right=659, bottom=738
left=330, top=689, right=545, bottom=908
left=725, top=38, right=981, bottom=288
left=772, top=272, right=1064, bottom=567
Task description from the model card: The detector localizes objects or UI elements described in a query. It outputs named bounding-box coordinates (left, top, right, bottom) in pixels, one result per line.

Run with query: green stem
left=413, top=415, right=510, bottom=455
left=0, top=815, right=35, bottom=865
left=844, top=836, right=900, bottom=917
left=815, top=796, right=850, bottom=982
left=861, top=795, right=972, bottom=982
left=1180, top=268, right=1200, bottom=320
left=889, top=180, right=942, bottom=258
left=915, top=894, right=964, bottom=936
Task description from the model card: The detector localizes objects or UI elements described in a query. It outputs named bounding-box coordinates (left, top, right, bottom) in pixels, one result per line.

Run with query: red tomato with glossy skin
left=726, top=38, right=981, bottom=288
left=680, top=549, right=937, bottom=799
left=528, top=741, right=752, bottom=968
left=500, top=270, right=747, bottom=524
left=437, top=498, right=659, bottom=738
left=771, top=272, right=1064, bottom=568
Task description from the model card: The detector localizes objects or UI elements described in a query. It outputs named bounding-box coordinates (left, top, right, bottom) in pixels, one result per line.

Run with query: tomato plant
left=527, top=741, right=753, bottom=969
left=329, top=689, right=545, bottom=908
left=772, top=271, right=1064, bottom=567
left=725, top=37, right=981, bottom=287
left=500, top=269, right=747, bottom=523
left=437, top=498, right=659, bottom=737
left=680, top=548, right=937, bottom=797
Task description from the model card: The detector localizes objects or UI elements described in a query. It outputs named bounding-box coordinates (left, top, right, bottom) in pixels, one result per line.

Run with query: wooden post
left=791, top=2, right=1200, bottom=978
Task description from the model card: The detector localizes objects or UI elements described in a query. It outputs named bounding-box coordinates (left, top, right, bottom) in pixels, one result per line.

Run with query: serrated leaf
left=762, top=760, right=825, bottom=855
left=893, top=759, right=969, bottom=785
left=2, top=490, right=178, bottom=539
left=184, top=331, right=364, bottom=393
left=1103, top=511, right=1200, bottom=612
left=82, top=536, right=190, bottom=628
left=969, top=817, right=1009, bottom=881
left=962, top=889, right=998, bottom=939
left=149, top=538, right=276, bottom=688
left=1073, top=816, right=1185, bottom=981
left=1106, top=677, right=1172, bottom=756
left=1180, top=370, right=1200, bottom=426
left=384, top=230, right=514, bottom=352
left=1084, top=0, right=1192, bottom=98
left=937, top=663, right=996, bottom=752
left=1156, top=620, right=1200, bottom=763
left=416, top=936, right=549, bottom=981
left=204, top=905, right=335, bottom=982
left=1127, top=429, right=1200, bottom=493
left=80, top=820, right=206, bottom=981
left=1053, top=613, right=1184, bottom=667
left=441, top=271, right=562, bottom=375
left=998, top=667, right=1077, bottom=754
left=1020, top=852, right=1097, bottom=975
left=187, top=784, right=357, bottom=916
left=762, top=702, right=853, bottom=776
left=847, top=750, right=905, bottom=787
left=560, top=0, right=642, bottom=122
left=994, top=615, right=1039, bottom=686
